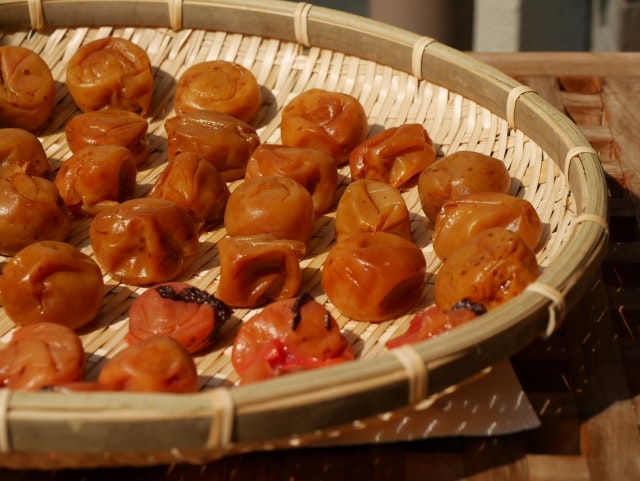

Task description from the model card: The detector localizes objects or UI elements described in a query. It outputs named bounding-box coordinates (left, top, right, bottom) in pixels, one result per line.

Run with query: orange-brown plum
left=0, top=128, right=52, bottom=178
left=231, top=293, right=354, bottom=384
left=55, top=144, right=137, bottom=216
left=66, top=37, right=153, bottom=114
left=349, top=123, right=436, bottom=189
left=334, top=179, right=412, bottom=243
left=89, top=198, right=199, bottom=285
left=147, top=152, right=230, bottom=230
left=165, top=110, right=260, bottom=181
left=0, top=173, right=71, bottom=256
left=385, top=304, right=480, bottom=348
left=432, top=191, right=543, bottom=261
left=98, top=334, right=198, bottom=393
left=216, top=234, right=306, bottom=308
left=0, top=46, right=55, bottom=132
left=65, top=109, right=150, bottom=166
left=224, top=175, right=315, bottom=244
left=281, top=88, right=368, bottom=165
left=434, top=227, right=539, bottom=312
left=174, top=60, right=262, bottom=124
left=418, top=150, right=511, bottom=224
left=0, top=240, right=104, bottom=330
left=0, top=322, right=85, bottom=391
left=127, top=282, right=233, bottom=354
left=245, top=144, right=338, bottom=216
left=322, top=231, right=426, bottom=322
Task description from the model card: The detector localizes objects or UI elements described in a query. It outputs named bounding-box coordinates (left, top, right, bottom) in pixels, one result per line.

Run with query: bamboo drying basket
left=0, top=0, right=609, bottom=470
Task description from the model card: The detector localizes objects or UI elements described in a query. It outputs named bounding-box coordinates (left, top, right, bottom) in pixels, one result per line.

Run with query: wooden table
left=3, top=51, right=640, bottom=481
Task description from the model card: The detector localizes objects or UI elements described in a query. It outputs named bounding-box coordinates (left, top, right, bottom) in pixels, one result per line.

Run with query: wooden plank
left=563, top=275, right=640, bottom=480
left=472, top=52, right=640, bottom=78
left=404, top=452, right=466, bottom=481
left=526, top=454, right=590, bottom=481
left=600, top=77, right=640, bottom=231
left=463, top=436, right=529, bottom=481
left=562, top=92, right=605, bottom=126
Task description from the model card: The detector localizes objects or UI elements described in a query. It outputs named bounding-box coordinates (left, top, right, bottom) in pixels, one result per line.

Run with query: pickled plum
left=418, top=150, right=511, bottom=224
left=224, top=175, right=315, bottom=244
left=434, top=227, right=539, bottom=311
left=432, top=191, right=543, bottom=260
left=0, top=241, right=104, bottom=330
left=231, top=293, right=354, bottom=384
left=281, top=88, right=368, bottom=165
left=245, top=144, right=338, bottom=216
left=127, top=282, right=233, bottom=354
left=0, top=46, right=55, bottom=132
left=147, top=152, right=230, bottom=229
left=165, top=110, right=260, bottom=182
left=174, top=60, right=262, bottom=123
left=66, top=37, right=153, bottom=114
left=349, top=123, right=436, bottom=189
left=385, top=305, right=480, bottom=348
left=321, top=231, right=426, bottom=322
left=65, top=109, right=150, bottom=166
left=216, top=235, right=306, bottom=308
left=0, top=128, right=52, bottom=178
left=0, top=322, right=85, bottom=391
left=89, top=198, right=199, bottom=285
left=0, top=173, right=71, bottom=256
left=55, top=144, right=137, bottom=216
left=97, top=334, right=198, bottom=393
left=334, top=179, right=412, bottom=242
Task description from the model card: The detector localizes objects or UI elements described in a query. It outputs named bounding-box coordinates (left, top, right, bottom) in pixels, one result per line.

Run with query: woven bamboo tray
left=0, top=0, right=609, bottom=470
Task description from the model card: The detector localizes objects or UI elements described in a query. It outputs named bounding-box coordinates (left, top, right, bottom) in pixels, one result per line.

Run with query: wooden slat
left=472, top=52, right=640, bottom=78
left=404, top=453, right=466, bottom=481
left=600, top=77, right=640, bottom=230
left=564, top=275, right=640, bottom=480
left=526, top=454, right=591, bottom=481
left=463, top=436, right=529, bottom=481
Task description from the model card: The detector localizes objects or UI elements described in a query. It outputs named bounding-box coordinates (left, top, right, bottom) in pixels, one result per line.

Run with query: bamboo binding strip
left=0, top=0, right=609, bottom=469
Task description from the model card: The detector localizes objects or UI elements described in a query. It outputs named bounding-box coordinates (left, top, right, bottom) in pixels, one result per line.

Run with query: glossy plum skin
left=0, top=46, right=55, bottom=132
left=0, top=322, right=86, bottom=391
left=417, top=150, right=511, bottom=224
left=349, top=123, right=436, bottom=189
left=66, top=37, right=153, bottom=114
left=127, top=282, right=232, bottom=354
left=321, top=231, right=427, bottom=322
left=0, top=240, right=104, bottom=330
left=432, top=191, right=543, bottom=261
left=281, top=88, right=368, bottom=165
left=224, top=175, right=316, bottom=245
left=174, top=60, right=262, bottom=124
left=55, top=144, right=137, bottom=216
left=0, top=128, right=52, bottom=178
left=89, top=198, right=199, bottom=286
left=434, top=227, right=539, bottom=311
left=245, top=144, right=338, bottom=216
left=216, top=235, right=306, bottom=308
left=147, top=152, right=230, bottom=230
left=165, top=110, right=260, bottom=182
left=334, top=179, right=412, bottom=243
left=0, top=173, right=71, bottom=256
left=65, top=109, right=150, bottom=166
left=231, top=294, right=354, bottom=384
left=97, top=334, right=199, bottom=393
left=385, top=305, right=478, bottom=348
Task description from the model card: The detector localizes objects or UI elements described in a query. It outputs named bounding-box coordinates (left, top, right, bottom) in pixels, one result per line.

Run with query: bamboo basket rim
left=0, top=0, right=609, bottom=469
